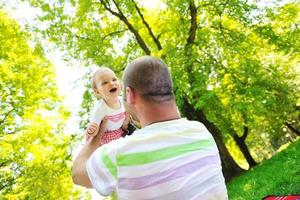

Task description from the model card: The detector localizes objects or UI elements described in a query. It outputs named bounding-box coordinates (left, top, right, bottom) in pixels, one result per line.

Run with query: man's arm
left=72, top=118, right=107, bottom=187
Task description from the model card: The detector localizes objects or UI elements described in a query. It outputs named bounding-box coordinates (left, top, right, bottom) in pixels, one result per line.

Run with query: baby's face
left=95, top=70, right=121, bottom=101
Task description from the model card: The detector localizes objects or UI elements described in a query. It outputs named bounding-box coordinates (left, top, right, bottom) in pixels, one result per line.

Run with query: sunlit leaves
left=0, top=11, right=56, bottom=135
left=24, top=0, right=300, bottom=168
left=0, top=11, right=82, bottom=198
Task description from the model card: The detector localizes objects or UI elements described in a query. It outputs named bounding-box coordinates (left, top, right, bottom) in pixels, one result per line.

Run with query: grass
left=227, top=139, right=300, bottom=200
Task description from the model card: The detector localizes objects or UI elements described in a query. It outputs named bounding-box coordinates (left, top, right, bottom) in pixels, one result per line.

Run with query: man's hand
left=73, top=117, right=108, bottom=188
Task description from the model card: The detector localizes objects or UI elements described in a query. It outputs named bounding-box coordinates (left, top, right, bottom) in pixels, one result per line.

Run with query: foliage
left=0, top=11, right=84, bottom=198
left=227, top=139, right=300, bottom=200
left=0, top=10, right=57, bottom=135
left=24, top=0, right=300, bottom=176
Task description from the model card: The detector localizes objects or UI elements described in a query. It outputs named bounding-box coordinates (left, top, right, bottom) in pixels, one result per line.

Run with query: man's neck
left=138, top=101, right=181, bottom=127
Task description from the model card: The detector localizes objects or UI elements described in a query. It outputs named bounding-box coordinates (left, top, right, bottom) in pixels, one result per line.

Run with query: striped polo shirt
left=86, top=118, right=228, bottom=200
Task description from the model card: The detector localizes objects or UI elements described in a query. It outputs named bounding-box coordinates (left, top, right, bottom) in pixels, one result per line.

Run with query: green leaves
left=0, top=11, right=82, bottom=198
left=23, top=0, right=299, bottom=178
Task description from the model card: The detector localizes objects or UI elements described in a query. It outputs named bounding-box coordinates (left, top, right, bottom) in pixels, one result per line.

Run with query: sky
left=3, top=0, right=89, bottom=135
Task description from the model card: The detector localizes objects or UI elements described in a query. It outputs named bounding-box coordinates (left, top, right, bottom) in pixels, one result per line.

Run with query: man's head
left=123, top=56, right=180, bottom=127
left=123, top=56, right=174, bottom=104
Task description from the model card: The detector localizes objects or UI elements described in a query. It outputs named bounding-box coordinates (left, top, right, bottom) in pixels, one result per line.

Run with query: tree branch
left=99, top=0, right=151, bottom=55
left=157, top=31, right=167, bottom=40
left=0, top=160, right=10, bottom=168
left=0, top=108, right=14, bottom=125
left=74, top=29, right=128, bottom=42
left=241, top=113, right=249, bottom=140
left=0, top=178, right=15, bottom=192
left=186, top=0, right=197, bottom=45
left=99, top=0, right=121, bottom=17
left=184, top=0, right=198, bottom=75
left=74, top=34, right=95, bottom=42
left=131, top=0, right=162, bottom=51
left=102, top=29, right=128, bottom=40
left=242, top=125, right=249, bottom=140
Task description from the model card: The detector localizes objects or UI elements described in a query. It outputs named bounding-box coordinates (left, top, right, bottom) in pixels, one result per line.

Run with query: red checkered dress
left=101, top=128, right=124, bottom=145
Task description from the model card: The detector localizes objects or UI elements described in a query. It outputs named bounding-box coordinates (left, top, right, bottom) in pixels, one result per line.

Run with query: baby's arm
left=87, top=102, right=105, bottom=137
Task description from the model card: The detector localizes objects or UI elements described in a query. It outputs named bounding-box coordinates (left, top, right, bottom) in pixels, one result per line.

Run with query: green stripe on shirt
left=117, top=139, right=215, bottom=166
left=101, top=147, right=118, bottom=179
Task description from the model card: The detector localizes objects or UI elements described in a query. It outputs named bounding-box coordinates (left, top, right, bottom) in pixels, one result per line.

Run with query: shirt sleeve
left=86, top=144, right=118, bottom=196
left=90, top=101, right=105, bottom=124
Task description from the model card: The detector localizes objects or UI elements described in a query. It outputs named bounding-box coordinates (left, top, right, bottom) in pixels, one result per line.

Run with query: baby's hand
left=122, top=112, right=130, bottom=131
left=124, top=112, right=130, bottom=125
left=86, top=122, right=99, bottom=137
left=85, top=117, right=108, bottom=144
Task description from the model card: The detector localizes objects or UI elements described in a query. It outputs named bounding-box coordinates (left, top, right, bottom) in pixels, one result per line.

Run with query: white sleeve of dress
left=90, top=101, right=105, bottom=124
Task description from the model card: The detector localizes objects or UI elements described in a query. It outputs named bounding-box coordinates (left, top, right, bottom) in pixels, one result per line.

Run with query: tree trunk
left=285, top=122, right=300, bottom=136
left=181, top=98, right=244, bottom=181
left=233, top=132, right=257, bottom=168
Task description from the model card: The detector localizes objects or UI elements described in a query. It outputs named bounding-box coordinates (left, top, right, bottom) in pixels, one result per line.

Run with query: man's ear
left=126, top=86, right=135, bottom=105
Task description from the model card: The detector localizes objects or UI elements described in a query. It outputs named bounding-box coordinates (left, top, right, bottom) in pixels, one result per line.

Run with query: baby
left=86, top=67, right=130, bottom=145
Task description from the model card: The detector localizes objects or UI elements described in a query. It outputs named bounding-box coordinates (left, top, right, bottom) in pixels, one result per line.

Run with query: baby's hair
left=91, top=67, right=114, bottom=96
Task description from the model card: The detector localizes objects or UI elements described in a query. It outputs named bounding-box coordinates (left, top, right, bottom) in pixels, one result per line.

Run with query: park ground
left=227, top=139, right=300, bottom=200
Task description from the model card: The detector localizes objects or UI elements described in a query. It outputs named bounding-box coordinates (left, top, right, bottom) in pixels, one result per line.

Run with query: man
left=72, top=56, right=228, bottom=199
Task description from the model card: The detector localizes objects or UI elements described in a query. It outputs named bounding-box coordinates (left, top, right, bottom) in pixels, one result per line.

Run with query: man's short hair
left=123, top=56, right=174, bottom=103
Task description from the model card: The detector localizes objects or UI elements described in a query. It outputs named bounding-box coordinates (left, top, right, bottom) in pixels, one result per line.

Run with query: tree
left=0, top=11, right=83, bottom=198
left=25, top=0, right=299, bottom=181
left=254, top=2, right=300, bottom=142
